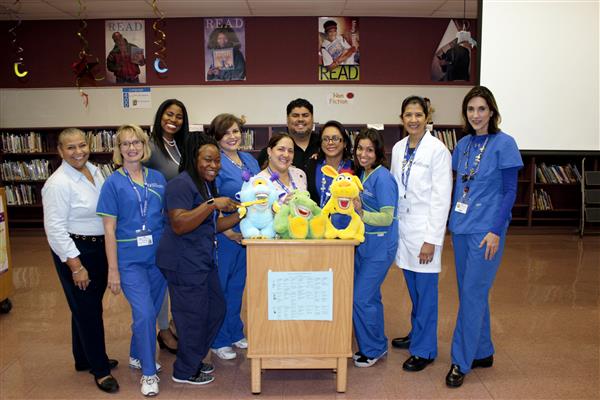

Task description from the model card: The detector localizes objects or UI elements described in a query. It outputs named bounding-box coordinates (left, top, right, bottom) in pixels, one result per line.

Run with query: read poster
left=204, top=17, right=247, bottom=81
left=318, top=17, right=359, bottom=81
left=105, top=20, right=147, bottom=84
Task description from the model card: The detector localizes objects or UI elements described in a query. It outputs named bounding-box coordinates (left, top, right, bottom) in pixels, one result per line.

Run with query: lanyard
left=123, top=167, right=149, bottom=230
left=205, top=182, right=219, bottom=267
left=268, top=166, right=297, bottom=194
left=318, top=159, right=349, bottom=207
left=460, top=135, right=490, bottom=197
left=401, top=134, right=425, bottom=195
left=221, top=150, right=247, bottom=172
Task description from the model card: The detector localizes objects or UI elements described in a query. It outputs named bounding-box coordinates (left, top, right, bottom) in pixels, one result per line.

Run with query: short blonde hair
left=113, top=124, right=152, bottom=165
left=58, top=128, right=86, bottom=148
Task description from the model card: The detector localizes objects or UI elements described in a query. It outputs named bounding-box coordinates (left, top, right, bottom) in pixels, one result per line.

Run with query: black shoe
left=445, top=364, right=465, bottom=388
left=76, top=359, right=119, bottom=372
left=95, top=375, right=119, bottom=393
left=471, top=355, right=494, bottom=369
left=391, top=335, right=411, bottom=349
left=157, top=332, right=178, bottom=354
left=402, top=355, right=434, bottom=372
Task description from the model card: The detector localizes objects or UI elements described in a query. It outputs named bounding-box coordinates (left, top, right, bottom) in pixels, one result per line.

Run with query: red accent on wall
left=0, top=17, right=477, bottom=88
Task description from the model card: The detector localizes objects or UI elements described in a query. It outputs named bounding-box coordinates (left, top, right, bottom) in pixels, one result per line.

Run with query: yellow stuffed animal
left=320, top=165, right=365, bottom=242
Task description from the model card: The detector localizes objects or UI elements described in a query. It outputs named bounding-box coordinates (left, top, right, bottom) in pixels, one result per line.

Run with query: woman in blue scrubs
left=206, top=114, right=260, bottom=360
left=352, top=128, right=399, bottom=368
left=156, top=133, right=240, bottom=386
left=446, top=86, right=523, bottom=387
left=97, top=125, right=167, bottom=397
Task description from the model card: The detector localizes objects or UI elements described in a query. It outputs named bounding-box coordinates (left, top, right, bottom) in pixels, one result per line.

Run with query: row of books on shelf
left=532, top=188, right=553, bottom=211
left=86, top=130, right=117, bottom=153
left=93, top=162, right=115, bottom=179
left=5, top=184, right=36, bottom=206
left=535, top=162, right=581, bottom=184
left=238, top=129, right=255, bottom=151
left=1, top=131, right=47, bottom=153
left=432, top=129, right=458, bottom=151
left=1, top=159, right=51, bottom=181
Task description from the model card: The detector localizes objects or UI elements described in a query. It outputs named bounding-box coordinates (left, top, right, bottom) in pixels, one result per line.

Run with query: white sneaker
left=129, top=357, right=163, bottom=373
left=211, top=346, right=237, bottom=360
left=232, top=338, right=248, bottom=349
left=140, top=374, right=159, bottom=396
left=353, top=351, right=387, bottom=368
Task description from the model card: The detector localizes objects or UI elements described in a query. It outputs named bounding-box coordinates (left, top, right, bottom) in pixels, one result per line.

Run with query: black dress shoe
left=95, top=375, right=119, bottom=393
left=402, top=355, right=434, bottom=372
left=157, top=332, right=178, bottom=354
left=391, top=335, right=411, bottom=349
left=76, top=358, right=119, bottom=372
left=471, top=355, right=494, bottom=369
left=445, top=364, right=465, bottom=388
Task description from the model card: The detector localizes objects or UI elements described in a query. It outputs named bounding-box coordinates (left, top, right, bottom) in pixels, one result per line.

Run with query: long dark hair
left=179, top=132, right=219, bottom=200
left=316, top=120, right=353, bottom=161
left=462, top=86, right=501, bottom=135
left=151, top=99, right=189, bottom=158
left=353, top=128, right=387, bottom=175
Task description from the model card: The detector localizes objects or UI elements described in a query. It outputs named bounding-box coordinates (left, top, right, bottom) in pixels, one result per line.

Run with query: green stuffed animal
left=274, top=190, right=326, bottom=239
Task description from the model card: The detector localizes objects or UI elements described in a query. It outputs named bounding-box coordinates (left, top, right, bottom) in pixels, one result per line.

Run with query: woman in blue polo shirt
left=445, top=86, right=523, bottom=387
left=206, top=114, right=260, bottom=360
left=352, top=128, right=398, bottom=368
left=97, top=124, right=167, bottom=397
left=156, top=133, right=239, bottom=386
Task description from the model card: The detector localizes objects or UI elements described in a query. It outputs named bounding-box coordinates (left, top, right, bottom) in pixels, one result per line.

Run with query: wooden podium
left=243, top=239, right=358, bottom=394
left=0, top=188, right=14, bottom=314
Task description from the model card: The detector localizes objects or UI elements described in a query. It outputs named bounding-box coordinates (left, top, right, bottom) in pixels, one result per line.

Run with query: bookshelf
left=1, top=126, right=599, bottom=231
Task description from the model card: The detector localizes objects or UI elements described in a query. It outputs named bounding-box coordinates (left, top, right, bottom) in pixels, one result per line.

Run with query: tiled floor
left=0, top=231, right=598, bottom=399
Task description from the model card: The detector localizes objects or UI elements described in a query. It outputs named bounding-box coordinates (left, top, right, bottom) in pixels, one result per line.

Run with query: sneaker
left=352, top=352, right=363, bottom=361
left=140, top=374, right=159, bottom=396
left=232, top=338, right=248, bottom=349
left=199, top=362, right=215, bottom=374
left=353, top=351, right=387, bottom=368
left=172, top=371, right=215, bottom=385
left=211, top=346, right=237, bottom=360
left=129, top=357, right=163, bottom=373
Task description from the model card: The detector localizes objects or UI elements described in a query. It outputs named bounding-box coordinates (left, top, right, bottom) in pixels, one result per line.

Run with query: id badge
left=136, top=228, right=153, bottom=247
left=398, top=196, right=410, bottom=214
left=455, top=201, right=469, bottom=214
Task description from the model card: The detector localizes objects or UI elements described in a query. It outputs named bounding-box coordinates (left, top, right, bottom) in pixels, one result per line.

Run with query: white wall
left=481, top=0, right=600, bottom=151
left=0, top=85, right=471, bottom=128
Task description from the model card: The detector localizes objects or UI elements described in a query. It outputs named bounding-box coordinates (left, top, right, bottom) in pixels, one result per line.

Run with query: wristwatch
left=206, top=198, right=215, bottom=206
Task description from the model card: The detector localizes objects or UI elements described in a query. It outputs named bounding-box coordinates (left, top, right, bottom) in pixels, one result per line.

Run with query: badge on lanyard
left=123, top=167, right=153, bottom=247
left=398, top=195, right=410, bottom=214
left=455, top=136, right=490, bottom=215
left=136, top=226, right=153, bottom=247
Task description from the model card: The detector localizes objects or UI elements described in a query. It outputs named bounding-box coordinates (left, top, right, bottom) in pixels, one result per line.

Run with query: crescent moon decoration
left=8, top=5, right=28, bottom=79
left=154, top=58, right=168, bottom=74
left=13, top=62, right=28, bottom=78
left=151, top=0, right=168, bottom=74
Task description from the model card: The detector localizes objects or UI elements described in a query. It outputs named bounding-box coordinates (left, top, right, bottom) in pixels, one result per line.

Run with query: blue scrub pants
left=119, top=245, right=167, bottom=377
left=402, top=269, right=438, bottom=359
left=162, top=268, right=226, bottom=380
left=353, top=239, right=395, bottom=358
left=450, top=231, right=506, bottom=373
left=213, top=234, right=246, bottom=348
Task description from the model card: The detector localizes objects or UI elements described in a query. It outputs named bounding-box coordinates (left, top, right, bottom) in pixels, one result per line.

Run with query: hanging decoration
left=71, top=0, right=104, bottom=107
left=8, top=1, right=28, bottom=78
left=151, top=0, right=168, bottom=74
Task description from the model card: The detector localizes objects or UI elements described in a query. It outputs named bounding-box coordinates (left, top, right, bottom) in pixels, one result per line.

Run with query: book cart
left=243, top=239, right=359, bottom=394
left=0, top=188, right=14, bottom=313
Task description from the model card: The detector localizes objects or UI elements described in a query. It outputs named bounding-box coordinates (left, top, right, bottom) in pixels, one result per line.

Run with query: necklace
left=268, top=166, right=297, bottom=194
left=162, top=136, right=176, bottom=147
left=221, top=150, right=245, bottom=170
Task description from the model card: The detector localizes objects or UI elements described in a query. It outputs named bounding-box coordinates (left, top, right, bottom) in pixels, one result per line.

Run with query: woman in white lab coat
left=390, top=95, right=452, bottom=372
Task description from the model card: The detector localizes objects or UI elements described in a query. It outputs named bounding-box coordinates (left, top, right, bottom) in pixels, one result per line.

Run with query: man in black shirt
left=257, top=98, right=321, bottom=171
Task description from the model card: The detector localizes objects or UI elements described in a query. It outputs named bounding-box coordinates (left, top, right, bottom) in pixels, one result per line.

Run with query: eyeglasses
left=321, top=136, right=343, bottom=144
left=120, top=140, right=143, bottom=148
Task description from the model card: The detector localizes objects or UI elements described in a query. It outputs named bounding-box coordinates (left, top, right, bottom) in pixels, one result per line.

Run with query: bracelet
left=72, top=266, right=85, bottom=275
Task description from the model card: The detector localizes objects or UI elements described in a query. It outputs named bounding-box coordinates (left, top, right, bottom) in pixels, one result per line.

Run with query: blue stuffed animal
left=236, top=172, right=280, bottom=238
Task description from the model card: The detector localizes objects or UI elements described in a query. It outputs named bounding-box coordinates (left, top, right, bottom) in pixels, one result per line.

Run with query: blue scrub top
left=449, top=131, right=523, bottom=234
left=97, top=167, right=166, bottom=246
left=156, top=171, right=216, bottom=273
left=216, top=151, right=260, bottom=233
left=357, top=165, right=399, bottom=260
